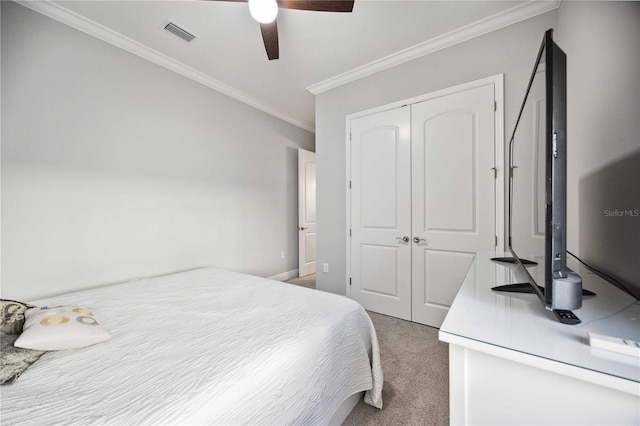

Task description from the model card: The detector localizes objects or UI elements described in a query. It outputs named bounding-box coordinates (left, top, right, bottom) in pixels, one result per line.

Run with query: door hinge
left=349, top=229, right=352, bottom=237
left=349, top=180, right=352, bottom=189
left=349, top=277, right=352, bottom=286
left=350, top=132, right=352, bottom=141
left=494, top=101, right=497, bottom=112
left=491, top=167, right=497, bottom=179
left=495, top=235, right=498, bottom=247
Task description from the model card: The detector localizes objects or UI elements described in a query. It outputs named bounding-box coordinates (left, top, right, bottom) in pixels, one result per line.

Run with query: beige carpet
left=343, top=312, right=449, bottom=425
left=285, top=273, right=316, bottom=289
left=285, top=275, right=450, bottom=425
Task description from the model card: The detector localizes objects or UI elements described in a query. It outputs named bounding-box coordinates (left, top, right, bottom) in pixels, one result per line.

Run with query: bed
left=0, top=268, right=383, bottom=425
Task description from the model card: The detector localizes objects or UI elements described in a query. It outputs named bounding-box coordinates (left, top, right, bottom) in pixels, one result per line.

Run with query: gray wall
left=1, top=2, right=314, bottom=300
left=315, top=11, right=558, bottom=295
left=556, top=2, right=640, bottom=293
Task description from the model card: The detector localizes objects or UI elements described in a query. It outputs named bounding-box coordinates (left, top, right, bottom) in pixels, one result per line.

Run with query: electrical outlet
left=280, top=251, right=286, bottom=259
left=323, top=263, right=329, bottom=273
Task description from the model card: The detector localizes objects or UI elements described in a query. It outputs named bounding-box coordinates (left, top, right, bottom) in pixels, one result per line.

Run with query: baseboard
left=268, top=269, right=299, bottom=282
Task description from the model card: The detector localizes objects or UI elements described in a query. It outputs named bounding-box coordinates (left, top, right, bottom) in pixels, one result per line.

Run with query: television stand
left=439, top=252, right=640, bottom=425
left=490, top=256, right=537, bottom=265
left=491, top=282, right=543, bottom=293
left=491, top=282, right=596, bottom=296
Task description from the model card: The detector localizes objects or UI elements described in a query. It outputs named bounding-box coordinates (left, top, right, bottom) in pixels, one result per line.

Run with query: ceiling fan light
left=248, top=0, right=278, bottom=24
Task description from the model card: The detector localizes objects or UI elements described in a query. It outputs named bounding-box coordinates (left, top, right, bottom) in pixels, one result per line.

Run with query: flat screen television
left=492, top=29, right=585, bottom=324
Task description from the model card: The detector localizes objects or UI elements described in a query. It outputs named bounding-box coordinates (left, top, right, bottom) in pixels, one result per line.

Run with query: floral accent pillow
left=0, top=334, right=45, bottom=384
left=0, top=299, right=34, bottom=335
left=0, top=300, right=45, bottom=385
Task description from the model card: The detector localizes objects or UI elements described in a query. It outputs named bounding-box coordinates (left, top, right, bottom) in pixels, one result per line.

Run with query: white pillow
left=14, top=306, right=112, bottom=351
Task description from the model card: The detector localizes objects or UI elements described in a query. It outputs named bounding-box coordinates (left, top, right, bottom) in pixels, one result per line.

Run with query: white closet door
left=350, top=107, right=412, bottom=320
left=298, top=149, right=317, bottom=277
left=411, top=84, right=496, bottom=327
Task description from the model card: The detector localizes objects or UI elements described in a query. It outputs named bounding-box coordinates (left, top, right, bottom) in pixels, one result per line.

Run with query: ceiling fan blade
left=260, top=21, right=279, bottom=60
left=277, top=0, right=354, bottom=13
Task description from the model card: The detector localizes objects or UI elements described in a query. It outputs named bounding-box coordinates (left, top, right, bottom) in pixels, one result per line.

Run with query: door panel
left=298, top=149, right=316, bottom=277
left=304, top=233, right=316, bottom=263
left=424, top=112, right=476, bottom=232
left=350, top=107, right=411, bottom=320
left=360, top=127, right=400, bottom=228
left=411, top=84, right=496, bottom=327
left=304, top=162, right=317, bottom=222
left=420, top=249, right=476, bottom=325
left=360, top=244, right=400, bottom=296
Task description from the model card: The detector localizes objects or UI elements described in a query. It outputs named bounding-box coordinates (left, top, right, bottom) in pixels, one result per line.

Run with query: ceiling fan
left=212, top=0, right=355, bottom=60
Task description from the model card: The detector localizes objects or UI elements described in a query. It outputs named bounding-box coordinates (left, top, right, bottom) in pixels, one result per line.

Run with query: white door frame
left=345, top=74, right=505, bottom=297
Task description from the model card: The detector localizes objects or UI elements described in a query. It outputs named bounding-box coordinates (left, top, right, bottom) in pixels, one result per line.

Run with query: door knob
left=299, top=226, right=307, bottom=231
left=413, top=237, right=426, bottom=244
left=396, top=236, right=410, bottom=243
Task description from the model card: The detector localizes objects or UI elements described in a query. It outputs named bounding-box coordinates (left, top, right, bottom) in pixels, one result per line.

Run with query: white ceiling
left=32, top=0, right=556, bottom=132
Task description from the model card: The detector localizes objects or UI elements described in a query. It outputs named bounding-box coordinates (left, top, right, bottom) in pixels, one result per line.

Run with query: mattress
left=0, top=268, right=383, bottom=425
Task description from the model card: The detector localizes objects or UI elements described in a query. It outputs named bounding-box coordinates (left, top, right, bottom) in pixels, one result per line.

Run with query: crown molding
left=307, top=0, right=560, bottom=95
left=16, top=0, right=315, bottom=133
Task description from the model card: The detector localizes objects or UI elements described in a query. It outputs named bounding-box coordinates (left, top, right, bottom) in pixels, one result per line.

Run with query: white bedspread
left=0, top=268, right=383, bottom=425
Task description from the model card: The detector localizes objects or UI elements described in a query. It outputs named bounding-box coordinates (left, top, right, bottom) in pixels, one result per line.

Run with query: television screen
left=500, top=29, right=583, bottom=322
left=509, top=40, right=547, bottom=268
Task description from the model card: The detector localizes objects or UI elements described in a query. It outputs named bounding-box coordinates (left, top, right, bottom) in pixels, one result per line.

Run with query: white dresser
left=439, top=252, right=640, bottom=425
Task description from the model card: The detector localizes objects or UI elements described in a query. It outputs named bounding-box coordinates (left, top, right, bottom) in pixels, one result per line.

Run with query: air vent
left=163, top=21, right=196, bottom=43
